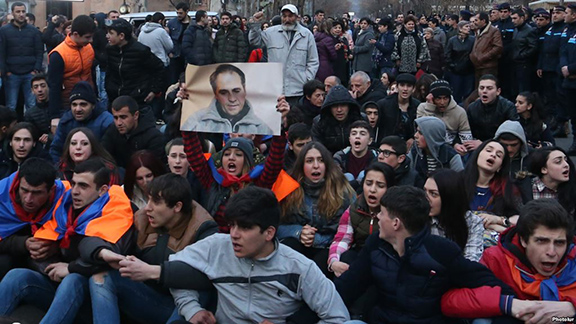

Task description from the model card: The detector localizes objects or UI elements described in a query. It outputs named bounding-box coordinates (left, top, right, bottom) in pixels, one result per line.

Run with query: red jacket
left=442, top=227, right=576, bottom=318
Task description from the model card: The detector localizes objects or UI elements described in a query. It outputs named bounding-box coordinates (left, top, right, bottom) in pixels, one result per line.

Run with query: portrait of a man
left=181, top=64, right=274, bottom=134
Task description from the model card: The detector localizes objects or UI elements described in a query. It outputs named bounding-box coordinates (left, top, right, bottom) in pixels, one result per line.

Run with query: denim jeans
left=95, top=66, right=108, bottom=110
left=4, top=73, right=36, bottom=111
left=0, top=268, right=88, bottom=324
left=89, top=270, right=178, bottom=324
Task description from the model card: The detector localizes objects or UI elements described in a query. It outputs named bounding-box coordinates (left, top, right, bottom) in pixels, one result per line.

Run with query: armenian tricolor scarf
left=507, top=243, right=576, bottom=301
left=34, top=185, right=133, bottom=248
left=0, top=172, right=68, bottom=240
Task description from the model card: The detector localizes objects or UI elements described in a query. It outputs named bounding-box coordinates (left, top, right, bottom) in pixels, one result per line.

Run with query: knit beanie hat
left=222, top=137, right=254, bottom=168
left=69, top=81, right=97, bottom=104
left=429, top=80, right=452, bottom=97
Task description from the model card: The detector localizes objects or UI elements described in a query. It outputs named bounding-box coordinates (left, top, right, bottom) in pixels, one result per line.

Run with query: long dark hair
left=463, top=139, right=518, bottom=216
left=517, top=91, right=544, bottom=142
left=124, top=150, right=168, bottom=199
left=430, top=170, right=469, bottom=249
left=528, top=146, right=576, bottom=215
left=59, top=127, right=115, bottom=168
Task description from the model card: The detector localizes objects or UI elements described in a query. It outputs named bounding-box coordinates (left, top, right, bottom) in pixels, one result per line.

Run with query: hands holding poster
left=180, top=63, right=284, bottom=135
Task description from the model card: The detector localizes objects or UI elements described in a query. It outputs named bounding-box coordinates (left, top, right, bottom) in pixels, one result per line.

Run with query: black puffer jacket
left=182, top=22, right=213, bottom=65
left=467, top=96, right=519, bottom=141
left=105, top=38, right=165, bottom=106
left=311, top=85, right=365, bottom=154
left=101, top=113, right=167, bottom=168
left=0, top=22, right=43, bottom=75
left=336, top=229, right=513, bottom=324
left=213, top=23, right=248, bottom=63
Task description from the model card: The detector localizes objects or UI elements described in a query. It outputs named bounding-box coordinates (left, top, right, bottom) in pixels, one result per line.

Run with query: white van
left=120, top=11, right=218, bottom=29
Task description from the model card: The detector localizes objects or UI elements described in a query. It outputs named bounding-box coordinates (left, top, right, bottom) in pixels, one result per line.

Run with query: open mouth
left=232, top=242, right=242, bottom=252
left=311, top=171, right=322, bottom=179
left=227, top=162, right=237, bottom=173
left=353, top=140, right=362, bottom=148
left=541, top=261, right=557, bottom=272
left=481, top=95, right=489, bottom=101
left=486, top=158, right=495, bottom=167
left=367, top=194, right=378, bottom=204
left=172, top=165, right=182, bottom=172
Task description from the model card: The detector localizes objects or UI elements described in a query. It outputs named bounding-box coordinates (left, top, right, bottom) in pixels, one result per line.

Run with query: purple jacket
left=314, top=32, right=337, bottom=82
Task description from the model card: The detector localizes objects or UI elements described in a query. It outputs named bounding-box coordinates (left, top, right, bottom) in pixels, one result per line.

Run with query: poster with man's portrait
left=180, top=63, right=283, bottom=135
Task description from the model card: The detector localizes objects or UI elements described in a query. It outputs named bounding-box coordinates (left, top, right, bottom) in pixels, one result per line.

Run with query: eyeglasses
left=376, top=149, right=398, bottom=157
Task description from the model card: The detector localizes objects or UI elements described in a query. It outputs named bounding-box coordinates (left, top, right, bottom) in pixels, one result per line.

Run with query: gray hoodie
left=409, top=117, right=464, bottom=179
left=494, top=120, right=529, bottom=176
left=138, top=22, right=173, bottom=66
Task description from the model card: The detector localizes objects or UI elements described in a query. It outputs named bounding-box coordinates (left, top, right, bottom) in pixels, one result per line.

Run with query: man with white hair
left=249, top=4, right=319, bottom=107
left=349, top=71, right=387, bottom=106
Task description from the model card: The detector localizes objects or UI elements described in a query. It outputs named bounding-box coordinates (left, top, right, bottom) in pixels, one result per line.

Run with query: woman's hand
left=331, top=261, right=350, bottom=277
left=300, top=224, right=317, bottom=247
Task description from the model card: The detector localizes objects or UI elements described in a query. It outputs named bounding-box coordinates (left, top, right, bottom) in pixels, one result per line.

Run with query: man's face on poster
left=214, top=72, right=246, bottom=116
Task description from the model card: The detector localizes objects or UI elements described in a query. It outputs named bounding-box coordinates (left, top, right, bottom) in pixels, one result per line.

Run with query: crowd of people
left=0, top=1, right=575, bottom=323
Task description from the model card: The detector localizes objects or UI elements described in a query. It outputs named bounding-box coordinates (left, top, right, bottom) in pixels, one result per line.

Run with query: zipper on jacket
left=118, top=48, right=124, bottom=97
left=246, top=261, right=254, bottom=318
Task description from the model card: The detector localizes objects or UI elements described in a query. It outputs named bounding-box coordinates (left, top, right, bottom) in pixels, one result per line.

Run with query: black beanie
left=69, top=81, right=97, bottom=104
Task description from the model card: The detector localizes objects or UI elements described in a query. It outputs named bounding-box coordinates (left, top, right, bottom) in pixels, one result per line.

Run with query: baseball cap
left=281, top=4, right=298, bottom=16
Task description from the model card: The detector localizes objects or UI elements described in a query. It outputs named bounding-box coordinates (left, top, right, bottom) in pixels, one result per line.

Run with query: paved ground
left=552, top=134, right=575, bottom=163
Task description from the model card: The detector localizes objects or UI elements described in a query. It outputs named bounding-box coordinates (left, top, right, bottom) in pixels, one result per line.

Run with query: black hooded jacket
left=311, top=85, right=366, bottom=154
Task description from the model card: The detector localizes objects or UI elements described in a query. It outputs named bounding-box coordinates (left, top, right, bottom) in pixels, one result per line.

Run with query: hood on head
left=414, top=116, right=447, bottom=158
left=494, top=120, right=529, bottom=158
left=95, top=13, right=107, bottom=30
left=321, top=85, right=360, bottom=113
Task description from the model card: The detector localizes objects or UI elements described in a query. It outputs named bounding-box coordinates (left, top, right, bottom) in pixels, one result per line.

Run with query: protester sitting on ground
left=311, top=85, right=365, bottom=154
left=0, top=158, right=134, bottom=324
left=49, top=81, right=113, bottom=163
left=376, top=73, right=420, bottom=145
left=465, top=74, right=519, bottom=152
left=0, top=158, right=68, bottom=280
left=88, top=173, right=217, bottom=324
left=514, top=91, right=555, bottom=148
left=329, top=162, right=395, bottom=277
left=377, top=136, right=420, bottom=186
left=442, top=199, right=576, bottom=322
left=181, top=97, right=290, bottom=233
left=462, top=140, right=523, bottom=245
left=284, top=122, right=312, bottom=172
left=517, top=147, right=576, bottom=219
left=0, top=122, right=51, bottom=180
left=333, top=120, right=378, bottom=191
left=279, top=141, right=356, bottom=275
left=165, top=138, right=204, bottom=207
left=424, top=169, right=484, bottom=261
left=336, top=186, right=514, bottom=324
left=362, top=102, right=380, bottom=147
left=408, top=117, right=464, bottom=187
left=494, top=120, right=531, bottom=177
left=123, top=150, right=168, bottom=211
left=416, top=79, right=473, bottom=155
left=57, top=127, right=121, bottom=185
left=161, top=186, right=350, bottom=323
